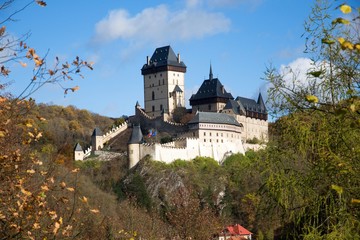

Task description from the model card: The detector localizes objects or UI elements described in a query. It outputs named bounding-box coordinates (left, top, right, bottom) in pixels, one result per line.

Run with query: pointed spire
left=128, top=125, right=144, bottom=144
left=209, top=63, right=213, bottom=80
left=257, top=92, right=266, bottom=111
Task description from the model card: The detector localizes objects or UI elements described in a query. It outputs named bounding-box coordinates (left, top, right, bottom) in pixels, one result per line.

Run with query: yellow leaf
left=338, top=37, right=345, bottom=44
left=21, top=188, right=32, bottom=196
left=79, top=196, right=88, bottom=203
left=340, top=4, right=352, bottom=14
left=26, top=123, right=33, bottom=128
left=19, top=61, right=27, bottom=67
left=66, top=187, right=75, bottom=192
left=27, top=169, right=35, bottom=174
left=332, top=17, right=350, bottom=25
left=0, top=131, right=5, bottom=137
left=60, top=182, right=66, bottom=188
left=71, top=168, right=80, bottom=173
left=351, top=198, right=360, bottom=204
left=90, top=209, right=100, bottom=214
left=41, top=185, right=49, bottom=191
left=53, top=221, right=60, bottom=235
left=342, top=41, right=354, bottom=50
left=331, top=184, right=343, bottom=195
left=33, top=222, right=40, bottom=229
left=305, top=95, right=319, bottom=103
left=28, top=132, right=34, bottom=138
left=354, top=43, right=360, bottom=51
left=36, top=132, right=42, bottom=139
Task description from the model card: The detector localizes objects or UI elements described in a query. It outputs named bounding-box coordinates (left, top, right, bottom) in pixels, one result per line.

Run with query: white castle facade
left=75, top=46, right=268, bottom=168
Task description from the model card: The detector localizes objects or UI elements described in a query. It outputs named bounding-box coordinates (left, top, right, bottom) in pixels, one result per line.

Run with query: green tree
left=262, top=1, right=360, bottom=238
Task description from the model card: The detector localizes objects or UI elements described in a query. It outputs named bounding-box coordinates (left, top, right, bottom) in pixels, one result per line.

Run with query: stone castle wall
left=129, top=105, right=188, bottom=134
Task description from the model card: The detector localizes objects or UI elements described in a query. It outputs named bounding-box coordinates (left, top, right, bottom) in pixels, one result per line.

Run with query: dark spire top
left=128, top=125, right=144, bottom=144
left=135, top=101, right=140, bottom=107
left=92, top=127, right=102, bottom=137
left=209, top=64, right=213, bottom=80
left=257, top=93, right=266, bottom=111
left=74, top=143, right=83, bottom=152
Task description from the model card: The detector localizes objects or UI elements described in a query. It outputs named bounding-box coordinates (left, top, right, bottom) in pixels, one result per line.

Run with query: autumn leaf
left=351, top=198, right=360, bottom=204
left=71, top=168, right=80, bottom=173
left=308, top=70, right=323, bottom=78
left=66, top=187, right=75, bottom=192
left=36, top=1, right=47, bottom=7
left=79, top=196, right=88, bottom=203
left=19, top=61, right=27, bottom=67
left=331, top=184, right=343, bottom=195
left=0, top=130, right=5, bottom=137
left=340, top=4, right=352, bottom=14
left=71, top=86, right=80, bottom=92
left=332, top=17, right=350, bottom=25
left=26, top=169, right=35, bottom=174
left=60, top=181, right=66, bottom=189
left=321, top=38, right=335, bottom=45
left=90, top=209, right=100, bottom=214
left=0, top=26, right=5, bottom=37
left=305, top=95, right=319, bottom=103
left=41, top=185, right=49, bottom=191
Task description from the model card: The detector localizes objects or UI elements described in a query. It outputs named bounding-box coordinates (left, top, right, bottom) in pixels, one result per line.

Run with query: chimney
left=177, top=53, right=181, bottom=63
left=146, top=56, right=150, bottom=65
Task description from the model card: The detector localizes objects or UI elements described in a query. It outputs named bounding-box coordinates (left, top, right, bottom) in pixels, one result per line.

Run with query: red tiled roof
left=225, top=224, right=252, bottom=236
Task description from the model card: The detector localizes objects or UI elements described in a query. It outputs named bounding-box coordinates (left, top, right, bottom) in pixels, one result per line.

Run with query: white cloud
left=279, top=57, right=314, bottom=87
left=93, top=4, right=230, bottom=45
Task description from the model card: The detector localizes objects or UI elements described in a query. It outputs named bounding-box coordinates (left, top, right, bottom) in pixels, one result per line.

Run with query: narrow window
left=152, top=91, right=155, bottom=100
left=160, top=104, right=163, bottom=111
left=152, top=106, right=155, bottom=112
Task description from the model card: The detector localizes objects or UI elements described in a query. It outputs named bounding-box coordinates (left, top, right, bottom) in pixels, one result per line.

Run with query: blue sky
left=4, top=0, right=353, bottom=118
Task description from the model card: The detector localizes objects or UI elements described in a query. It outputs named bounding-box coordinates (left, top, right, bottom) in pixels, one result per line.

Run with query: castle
left=75, top=46, right=268, bottom=168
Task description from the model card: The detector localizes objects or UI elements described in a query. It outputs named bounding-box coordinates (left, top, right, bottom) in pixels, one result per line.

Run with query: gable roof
left=188, top=112, right=241, bottom=127
left=173, top=85, right=183, bottom=93
left=74, top=143, right=83, bottom=152
left=141, top=46, right=186, bottom=73
left=224, top=224, right=252, bottom=236
left=223, top=99, right=242, bottom=115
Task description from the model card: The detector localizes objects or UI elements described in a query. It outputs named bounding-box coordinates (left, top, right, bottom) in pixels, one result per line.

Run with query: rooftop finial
left=209, top=63, right=213, bottom=80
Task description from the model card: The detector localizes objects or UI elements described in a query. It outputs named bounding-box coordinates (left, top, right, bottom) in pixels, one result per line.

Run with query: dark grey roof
left=74, top=143, right=83, bottom=152
left=92, top=127, right=102, bottom=137
left=188, top=112, right=241, bottom=127
left=173, top=85, right=183, bottom=93
left=236, top=95, right=267, bottom=113
left=128, top=125, right=144, bottom=144
left=223, top=99, right=241, bottom=115
left=141, top=46, right=186, bottom=71
left=189, top=78, right=233, bottom=101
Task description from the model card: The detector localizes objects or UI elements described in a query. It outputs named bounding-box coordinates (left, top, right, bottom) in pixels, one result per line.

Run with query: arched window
left=152, top=91, right=155, bottom=100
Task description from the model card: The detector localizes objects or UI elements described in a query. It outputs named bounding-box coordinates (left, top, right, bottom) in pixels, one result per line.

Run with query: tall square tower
left=141, top=46, right=186, bottom=118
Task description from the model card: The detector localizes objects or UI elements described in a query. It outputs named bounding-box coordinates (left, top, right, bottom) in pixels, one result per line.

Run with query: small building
left=217, top=224, right=252, bottom=240
left=74, top=143, right=84, bottom=161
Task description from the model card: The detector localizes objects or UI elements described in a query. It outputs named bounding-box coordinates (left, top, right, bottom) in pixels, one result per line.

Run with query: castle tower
left=141, top=46, right=186, bottom=118
left=91, top=127, right=103, bottom=151
left=74, top=143, right=84, bottom=161
left=128, top=125, right=144, bottom=169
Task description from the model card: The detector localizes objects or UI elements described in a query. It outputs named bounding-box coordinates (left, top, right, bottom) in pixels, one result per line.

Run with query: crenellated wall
left=134, top=136, right=245, bottom=166
left=75, top=122, right=128, bottom=161
left=129, top=105, right=188, bottom=134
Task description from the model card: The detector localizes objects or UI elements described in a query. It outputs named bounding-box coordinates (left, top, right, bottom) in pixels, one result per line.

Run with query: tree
left=0, top=1, right=99, bottom=238
left=262, top=1, right=360, bottom=238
